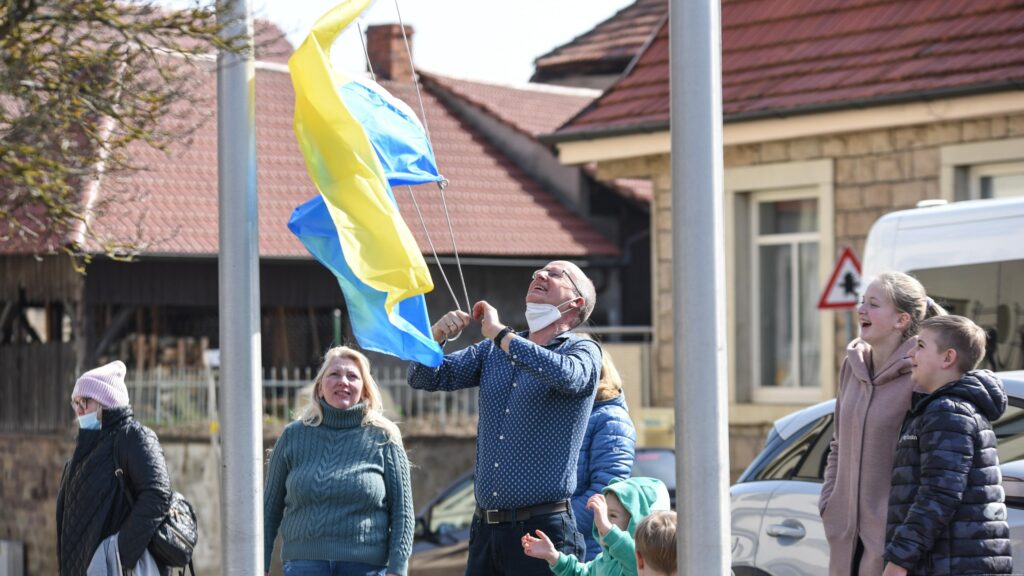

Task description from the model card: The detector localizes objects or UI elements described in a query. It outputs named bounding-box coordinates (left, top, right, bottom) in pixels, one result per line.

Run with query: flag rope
left=354, top=3, right=473, bottom=317
left=392, top=0, right=473, bottom=315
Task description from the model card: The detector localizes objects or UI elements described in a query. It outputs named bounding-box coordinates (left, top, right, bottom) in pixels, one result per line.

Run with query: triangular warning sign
left=818, top=247, right=862, bottom=310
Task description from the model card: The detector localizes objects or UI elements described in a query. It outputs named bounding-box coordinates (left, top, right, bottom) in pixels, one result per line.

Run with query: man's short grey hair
left=569, top=266, right=596, bottom=328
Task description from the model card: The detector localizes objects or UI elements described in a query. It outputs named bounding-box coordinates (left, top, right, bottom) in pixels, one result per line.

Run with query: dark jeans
left=283, top=559, right=387, bottom=576
left=465, top=509, right=584, bottom=576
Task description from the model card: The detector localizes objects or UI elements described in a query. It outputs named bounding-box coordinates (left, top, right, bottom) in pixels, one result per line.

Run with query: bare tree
left=0, top=0, right=254, bottom=269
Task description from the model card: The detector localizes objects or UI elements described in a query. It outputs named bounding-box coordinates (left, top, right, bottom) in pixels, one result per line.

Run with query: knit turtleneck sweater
left=263, top=400, right=413, bottom=574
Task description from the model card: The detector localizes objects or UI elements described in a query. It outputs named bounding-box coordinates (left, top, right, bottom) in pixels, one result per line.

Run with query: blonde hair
left=595, top=348, right=623, bottom=402
left=296, top=346, right=403, bottom=446
left=875, top=271, right=947, bottom=339
left=636, top=511, right=677, bottom=574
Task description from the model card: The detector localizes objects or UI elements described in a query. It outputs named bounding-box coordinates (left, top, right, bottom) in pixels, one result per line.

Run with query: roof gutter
left=540, top=120, right=669, bottom=145
left=543, top=81, right=1024, bottom=144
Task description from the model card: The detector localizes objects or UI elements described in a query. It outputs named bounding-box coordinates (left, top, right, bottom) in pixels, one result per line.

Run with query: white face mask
left=78, top=411, right=101, bottom=430
left=525, top=299, right=575, bottom=333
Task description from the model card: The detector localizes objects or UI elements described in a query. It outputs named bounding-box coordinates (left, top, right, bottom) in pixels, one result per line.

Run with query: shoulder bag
left=114, top=432, right=198, bottom=576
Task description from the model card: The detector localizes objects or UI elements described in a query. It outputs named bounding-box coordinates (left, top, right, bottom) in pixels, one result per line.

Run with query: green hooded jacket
left=551, top=477, right=671, bottom=576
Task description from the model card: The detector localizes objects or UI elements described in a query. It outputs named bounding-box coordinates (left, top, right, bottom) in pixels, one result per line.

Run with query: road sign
left=818, top=246, right=862, bottom=309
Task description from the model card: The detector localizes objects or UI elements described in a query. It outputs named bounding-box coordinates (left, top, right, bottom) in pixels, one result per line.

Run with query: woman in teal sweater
left=264, top=346, right=414, bottom=576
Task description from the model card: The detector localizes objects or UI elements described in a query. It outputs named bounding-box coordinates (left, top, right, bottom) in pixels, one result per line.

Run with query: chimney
left=365, top=24, right=415, bottom=82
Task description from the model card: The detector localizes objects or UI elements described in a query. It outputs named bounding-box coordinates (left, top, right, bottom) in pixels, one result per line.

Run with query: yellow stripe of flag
left=289, top=0, right=434, bottom=314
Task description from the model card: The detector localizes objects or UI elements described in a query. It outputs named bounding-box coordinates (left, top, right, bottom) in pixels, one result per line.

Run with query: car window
left=751, top=414, right=833, bottom=482
left=793, top=418, right=833, bottom=481
left=632, top=449, right=676, bottom=493
left=994, top=400, right=1024, bottom=464
left=428, top=475, right=476, bottom=535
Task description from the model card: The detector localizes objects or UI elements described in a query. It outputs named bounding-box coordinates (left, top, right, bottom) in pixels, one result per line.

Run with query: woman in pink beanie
left=56, top=360, right=173, bottom=575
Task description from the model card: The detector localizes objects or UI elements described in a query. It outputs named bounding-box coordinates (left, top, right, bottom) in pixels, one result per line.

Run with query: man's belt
left=476, top=500, right=570, bottom=525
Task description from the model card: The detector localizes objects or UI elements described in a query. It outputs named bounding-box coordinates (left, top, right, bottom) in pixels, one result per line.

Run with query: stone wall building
left=545, top=0, right=1024, bottom=478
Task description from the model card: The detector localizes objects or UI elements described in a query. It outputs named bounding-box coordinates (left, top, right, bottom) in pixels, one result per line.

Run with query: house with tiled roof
left=1, top=23, right=649, bottom=432
left=545, top=0, right=1024, bottom=476
left=1, top=21, right=655, bottom=574
left=531, top=0, right=666, bottom=89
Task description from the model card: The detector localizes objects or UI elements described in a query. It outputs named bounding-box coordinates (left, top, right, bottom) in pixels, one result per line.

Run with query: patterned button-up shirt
left=409, top=331, right=601, bottom=510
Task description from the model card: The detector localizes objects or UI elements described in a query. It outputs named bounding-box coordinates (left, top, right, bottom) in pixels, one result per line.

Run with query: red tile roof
left=423, top=75, right=653, bottom=205
left=253, top=19, right=296, bottom=64
left=423, top=74, right=597, bottom=138
left=609, top=178, right=653, bottom=203
left=531, top=0, right=667, bottom=83
left=556, top=0, right=1024, bottom=138
left=85, top=64, right=618, bottom=259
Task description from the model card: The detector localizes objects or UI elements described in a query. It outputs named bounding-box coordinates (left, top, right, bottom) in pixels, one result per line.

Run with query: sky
left=248, top=0, right=635, bottom=85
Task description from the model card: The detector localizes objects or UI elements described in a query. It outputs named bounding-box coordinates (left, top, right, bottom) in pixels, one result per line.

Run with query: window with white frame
left=941, top=138, right=1024, bottom=201
left=969, top=161, right=1024, bottom=199
left=753, top=194, right=821, bottom=395
left=726, top=160, right=834, bottom=406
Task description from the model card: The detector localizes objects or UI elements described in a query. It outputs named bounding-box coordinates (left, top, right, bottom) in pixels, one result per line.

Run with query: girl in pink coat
left=819, top=272, right=945, bottom=576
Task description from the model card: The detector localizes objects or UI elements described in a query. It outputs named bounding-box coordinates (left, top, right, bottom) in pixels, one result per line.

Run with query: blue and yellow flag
left=287, top=0, right=443, bottom=366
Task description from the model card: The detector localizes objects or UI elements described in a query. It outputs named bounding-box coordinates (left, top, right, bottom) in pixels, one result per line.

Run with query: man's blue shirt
left=408, top=331, right=601, bottom=510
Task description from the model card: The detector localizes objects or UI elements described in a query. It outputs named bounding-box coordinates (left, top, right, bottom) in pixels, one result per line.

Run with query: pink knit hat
left=72, top=360, right=129, bottom=408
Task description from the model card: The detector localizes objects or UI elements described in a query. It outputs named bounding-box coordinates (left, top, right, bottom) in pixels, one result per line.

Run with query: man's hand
left=882, top=562, right=908, bottom=576
left=587, top=493, right=612, bottom=536
left=431, top=310, right=472, bottom=343
left=473, top=300, right=503, bottom=340
left=521, top=529, right=559, bottom=566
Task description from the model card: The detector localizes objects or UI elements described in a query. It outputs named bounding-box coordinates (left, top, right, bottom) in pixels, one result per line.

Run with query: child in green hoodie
left=521, top=477, right=671, bottom=576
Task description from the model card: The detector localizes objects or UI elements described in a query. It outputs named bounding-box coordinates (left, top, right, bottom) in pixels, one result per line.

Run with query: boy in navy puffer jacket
left=883, top=315, right=1012, bottom=576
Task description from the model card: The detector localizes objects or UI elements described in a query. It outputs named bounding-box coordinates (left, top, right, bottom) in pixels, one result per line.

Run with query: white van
left=863, top=196, right=1024, bottom=371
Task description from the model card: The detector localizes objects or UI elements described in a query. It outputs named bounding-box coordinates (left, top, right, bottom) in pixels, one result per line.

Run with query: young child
left=521, top=477, right=670, bottom=576
left=882, top=315, right=1013, bottom=576
left=634, top=511, right=676, bottom=576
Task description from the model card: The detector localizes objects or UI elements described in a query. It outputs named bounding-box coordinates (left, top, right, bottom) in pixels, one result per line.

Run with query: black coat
left=884, top=370, right=1012, bottom=575
left=56, top=406, right=172, bottom=576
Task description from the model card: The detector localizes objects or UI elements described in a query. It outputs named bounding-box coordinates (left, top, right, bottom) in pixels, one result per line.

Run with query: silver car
left=731, top=371, right=1024, bottom=575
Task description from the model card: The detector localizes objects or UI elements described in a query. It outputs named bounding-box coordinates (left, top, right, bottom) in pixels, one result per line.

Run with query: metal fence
left=125, top=365, right=480, bottom=431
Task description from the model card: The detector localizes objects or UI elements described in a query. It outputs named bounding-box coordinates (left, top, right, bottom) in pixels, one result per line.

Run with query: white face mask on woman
left=525, top=299, right=575, bottom=333
left=77, top=411, right=101, bottom=430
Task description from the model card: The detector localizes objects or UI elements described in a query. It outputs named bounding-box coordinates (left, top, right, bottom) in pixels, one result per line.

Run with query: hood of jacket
left=913, top=369, right=1008, bottom=421
left=846, top=337, right=915, bottom=386
left=594, top=393, right=628, bottom=412
left=599, top=476, right=671, bottom=540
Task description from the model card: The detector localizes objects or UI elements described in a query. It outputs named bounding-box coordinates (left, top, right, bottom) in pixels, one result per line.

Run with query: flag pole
left=217, top=0, right=263, bottom=573
left=670, top=0, right=730, bottom=573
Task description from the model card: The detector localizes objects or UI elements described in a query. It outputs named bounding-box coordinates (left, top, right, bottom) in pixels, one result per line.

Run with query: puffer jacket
left=56, top=406, right=172, bottom=576
left=884, top=370, right=1012, bottom=575
left=572, top=394, right=637, bottom=560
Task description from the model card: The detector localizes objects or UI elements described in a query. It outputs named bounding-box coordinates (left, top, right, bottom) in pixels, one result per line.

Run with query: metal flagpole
left=669, top=0, right=730, bottom=573
left=217, top=0, right=263, bottom=573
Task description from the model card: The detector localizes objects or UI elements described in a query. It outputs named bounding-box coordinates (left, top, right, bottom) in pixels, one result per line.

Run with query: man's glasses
left=532, top=268, right=583, bottom=298
left=70, top=397, right=93, bottom=411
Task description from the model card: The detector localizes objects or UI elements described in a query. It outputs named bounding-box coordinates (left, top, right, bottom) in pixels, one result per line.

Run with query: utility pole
left=217, top=0, right=263, bottom=573
left=670, top=0, right=730, bottom=573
